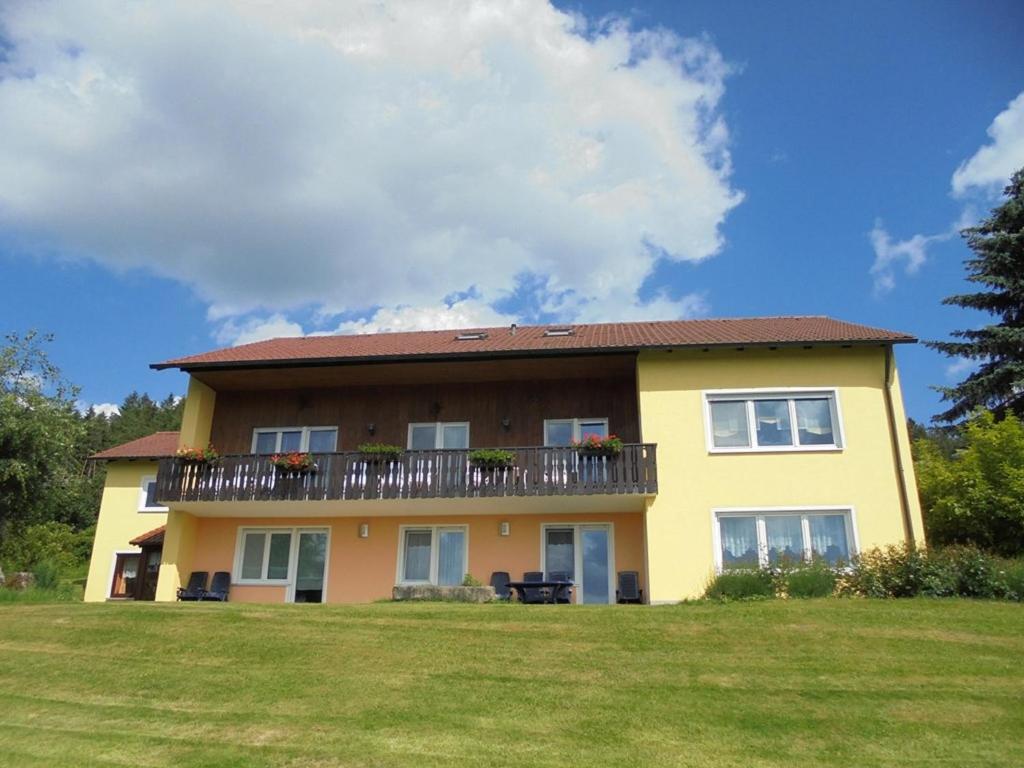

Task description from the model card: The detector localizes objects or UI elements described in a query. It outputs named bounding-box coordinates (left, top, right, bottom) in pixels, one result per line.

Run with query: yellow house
left=84, top=316, right=923, bottom=604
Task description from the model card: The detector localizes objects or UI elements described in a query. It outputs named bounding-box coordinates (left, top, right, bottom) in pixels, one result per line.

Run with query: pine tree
left=928, top=168, right=1024, bottom=422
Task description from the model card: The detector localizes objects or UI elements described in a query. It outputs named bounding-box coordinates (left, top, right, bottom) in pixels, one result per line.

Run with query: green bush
left=461, top=573, right=483, bottom=587
left=704, top=569, right=774, bottom=600
left=32, top=560, right=60, bottom=590
left=784, top=561, right=837, bottom=598
left=0, top=583, right=80, bottom=603
left=838, top=544, right=1024, bottom=600
left=0, top=521, right=93, bottom=573
left=467, top=448, right=515, bottom=468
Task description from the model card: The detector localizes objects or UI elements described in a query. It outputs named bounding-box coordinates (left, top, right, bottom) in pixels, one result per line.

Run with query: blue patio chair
left=176, top=571, right=208, bottom=601
left=201, top=571, right=231, bottom=602
left=522, top=571, right=547, bottom=604
left=547, top=570, right=573, bottom=603
left=616, top=571, right=643, bottom=604
left=490, top=571, right=512, bottom=601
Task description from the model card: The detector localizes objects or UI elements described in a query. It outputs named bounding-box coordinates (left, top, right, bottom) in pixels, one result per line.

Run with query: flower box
left=269, top=452, right=317, bottom=474
left=573, top=434, right=623, bottom=457
left=468, top=448, right=516, bottom=470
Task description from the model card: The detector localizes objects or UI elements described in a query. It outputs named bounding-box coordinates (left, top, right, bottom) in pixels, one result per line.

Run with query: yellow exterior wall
left=637, top=345, right=924, bottom=603
left=84, top=461, right=166, bottom=602
left=154, top=375, right=216, bottom=601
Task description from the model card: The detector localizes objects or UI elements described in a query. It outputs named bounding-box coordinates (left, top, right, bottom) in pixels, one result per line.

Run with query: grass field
left=0, top=599, right=1021, bottom=767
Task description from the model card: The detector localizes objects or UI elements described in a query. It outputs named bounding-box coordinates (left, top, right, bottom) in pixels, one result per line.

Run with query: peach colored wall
left=189, top=512, right=644, bottom=604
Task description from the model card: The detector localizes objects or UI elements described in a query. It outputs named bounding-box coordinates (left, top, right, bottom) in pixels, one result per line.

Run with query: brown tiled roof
left=90, top=431, right=180, bottom=460
left=130, top=525, right=166, bottom=547
left=153, top=316, right=915, bottom=371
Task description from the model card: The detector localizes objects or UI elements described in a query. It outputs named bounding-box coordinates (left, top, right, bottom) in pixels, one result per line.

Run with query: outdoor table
left=507, top=580, right=574, bottom=604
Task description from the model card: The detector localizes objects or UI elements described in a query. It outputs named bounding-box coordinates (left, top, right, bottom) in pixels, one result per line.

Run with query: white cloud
left=216, top=314, right=304, bottom=346
left=944, top=357, right=978, bottom=381
left=76, top=401, right=120, bottom=417
left=0, top=1, right=740, bottom=334
left=334, top=299, right=515, bottom=335
left=868, top=221, right=949, bottom=295
left=952, top=91, right=1024, bottom=197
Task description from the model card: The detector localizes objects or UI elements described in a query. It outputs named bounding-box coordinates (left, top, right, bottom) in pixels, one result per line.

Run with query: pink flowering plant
left=573, top=433, right=624, bottom=456
left=269, top=451, right=317, bottom=474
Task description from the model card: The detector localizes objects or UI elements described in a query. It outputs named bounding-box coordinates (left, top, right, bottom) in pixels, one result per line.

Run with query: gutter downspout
left=883, top=345, right=916, bottom=546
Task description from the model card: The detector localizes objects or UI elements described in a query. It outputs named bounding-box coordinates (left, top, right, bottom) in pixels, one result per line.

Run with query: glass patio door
left=543, top=525, right=613, bottom=604
left=580, top=527, right=611, bottom=604
left=291, top=530, right=328, bottom=603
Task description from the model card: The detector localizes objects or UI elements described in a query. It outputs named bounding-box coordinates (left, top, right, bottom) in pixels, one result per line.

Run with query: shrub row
left=704, top=545, right=1024, bottom=601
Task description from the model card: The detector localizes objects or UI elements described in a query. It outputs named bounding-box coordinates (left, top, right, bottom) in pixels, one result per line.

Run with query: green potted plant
left=357, top=443, right=404, bottom=463
left=467, top=448, right=515, bottom=469
left=269, top=451, right=317, bottom=475
left=573, top=434, right=623, bottom=457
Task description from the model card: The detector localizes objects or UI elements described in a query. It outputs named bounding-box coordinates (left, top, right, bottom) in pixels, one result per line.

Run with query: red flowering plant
left=269, top=451, right=317, bottom=474
left=572, top=433, right=624, bottom=456
left=175, top=445, right=220, bottom=464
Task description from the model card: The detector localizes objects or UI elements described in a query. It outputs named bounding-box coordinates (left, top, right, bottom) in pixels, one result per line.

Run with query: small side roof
left=90, top=431, right=180, bottom=460
left=130, top=525, right=166, bottom=547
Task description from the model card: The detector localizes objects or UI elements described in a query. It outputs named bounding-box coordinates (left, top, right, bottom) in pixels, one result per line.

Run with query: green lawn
left=0, top=600, right=1021, bottom=767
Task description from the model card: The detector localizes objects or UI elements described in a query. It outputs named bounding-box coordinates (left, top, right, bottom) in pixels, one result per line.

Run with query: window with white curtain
left=705, top=390, right=842, bottom=451
left=716, top=510, right=854, bottom=570
left=407, top=423, right=470, bottom=450
left=543, top=418, right=609, bottom=446
left=398, top=526, right=467, bottom=586
left=236, top=529, right=293, bottom=583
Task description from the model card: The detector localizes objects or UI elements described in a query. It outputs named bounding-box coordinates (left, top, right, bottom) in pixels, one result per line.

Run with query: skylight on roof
left=543, top=327, right=575, bottom=337
left=455, top=332, right=488, bottom=341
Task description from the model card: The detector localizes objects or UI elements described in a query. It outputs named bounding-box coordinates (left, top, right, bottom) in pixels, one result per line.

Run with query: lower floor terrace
left=160, top=511, right=645, bottom=605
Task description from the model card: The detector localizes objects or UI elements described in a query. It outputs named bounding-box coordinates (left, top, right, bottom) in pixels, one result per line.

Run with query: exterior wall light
left=500, top=521, right=510, bottom=537
left=358, top=523, right=369, bottom=538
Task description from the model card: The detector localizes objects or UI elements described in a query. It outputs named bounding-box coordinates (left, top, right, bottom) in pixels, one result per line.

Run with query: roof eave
left=151, top=337, right=916, bottom=374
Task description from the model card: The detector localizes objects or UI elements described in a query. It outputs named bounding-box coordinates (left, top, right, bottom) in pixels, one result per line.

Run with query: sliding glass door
left=290, top=529, right=328, bottom=603
left=543, top=524, right=614, bottom=604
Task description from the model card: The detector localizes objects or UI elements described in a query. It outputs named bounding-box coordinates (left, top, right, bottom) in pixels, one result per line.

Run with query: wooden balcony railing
left=155, top=444, right=657, bottom=504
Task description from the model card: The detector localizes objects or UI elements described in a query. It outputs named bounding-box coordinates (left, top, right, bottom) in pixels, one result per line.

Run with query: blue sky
left=1, top=1, right=1022, bottom=422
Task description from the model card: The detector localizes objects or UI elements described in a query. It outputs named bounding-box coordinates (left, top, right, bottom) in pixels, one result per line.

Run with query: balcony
left=156, top=444, right=657, bottom=505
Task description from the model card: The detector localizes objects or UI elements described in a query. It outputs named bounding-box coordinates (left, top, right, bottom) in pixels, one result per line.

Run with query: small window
left=407, top=422, right=469, bottom=450
left=705, top=390, right=842, bottom=452
left=252, top=427, right=338, bottom=454
left=398, top=526, right=467, bottom=586
left=543, top=327, right=574, bottom=337
left=138, top=475, right=167, bottom=512
left=543, top=418, right=609, bottom=446
left=455, top=332, right=488, bottom=340
left=716, top=510, right=854, bottom=570
left=237, top=529, right=293, bottom=583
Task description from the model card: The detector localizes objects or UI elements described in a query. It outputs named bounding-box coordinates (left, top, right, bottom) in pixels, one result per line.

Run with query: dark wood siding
left=209, top=375, right=639, bottom=453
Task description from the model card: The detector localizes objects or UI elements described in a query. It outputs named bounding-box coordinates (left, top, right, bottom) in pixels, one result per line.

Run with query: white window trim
left=702, top=387, right=845, bottom=453
left=542, top=418, right=610, bottom=446
left=106, top=548, right=141, bottom=599
left=395, top=524, right=469, bottom=586
left=710, top=505, right=860, bottom=573
left=251, top=426, right=339, bottom=454
left=232, top=526, right=331, bottom=602
left=539, top=523, right=616, bottom=605
left=137, top=475, right=168, bottom=512
left=406, top=422, right=471, bottom=450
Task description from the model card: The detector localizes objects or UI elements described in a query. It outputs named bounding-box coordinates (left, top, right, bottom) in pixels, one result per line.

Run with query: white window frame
left=395, top=524, right=469, bottom=586
left=251, top=426, right=339, bottom=453
left=711, top=506, right=860, bottom=572
left=539, top=522, right=616, bottom=604
left=702, top=388, right=845, bottom=453
left=406, top=422, right=471, bottom=450
left=233, top=526, right=331, bottom=602
left=137, top=474, right=168, bottom=512
left=543, top=418, right=610, bottom=446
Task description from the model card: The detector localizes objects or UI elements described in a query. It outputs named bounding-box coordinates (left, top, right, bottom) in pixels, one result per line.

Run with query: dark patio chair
left=490, top=571, right=511, bottom=601
left=521, top=571, right=547, bottom=604
left=616, top=571, right=643, bottom=604
left=548, top=571, right=573, bottom=604
left=176, top=571, right=208, bottom=602
left=201, top=571, right=231, bottom=602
